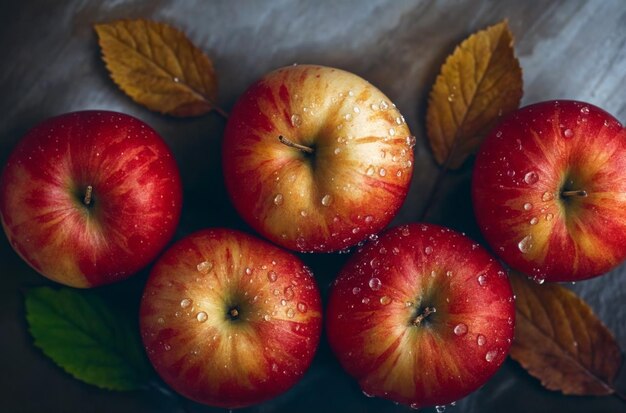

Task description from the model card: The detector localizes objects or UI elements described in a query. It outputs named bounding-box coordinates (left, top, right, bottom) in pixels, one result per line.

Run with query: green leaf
left=25, top=287, right=152, bottom=391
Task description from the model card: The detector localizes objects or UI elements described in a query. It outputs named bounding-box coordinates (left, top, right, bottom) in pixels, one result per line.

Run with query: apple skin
left=139, top=228, right=322, bottom=408
left=326, top=223, right=515, bottom=408
left=222, top=64, right=414, bottom=253
left=0, top=111, right=182, bottom=288
left=472, top=100, right=626, bottom=282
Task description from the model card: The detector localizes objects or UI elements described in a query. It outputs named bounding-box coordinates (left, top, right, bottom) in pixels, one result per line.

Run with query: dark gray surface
left=1, top=1, right=625, bottom=412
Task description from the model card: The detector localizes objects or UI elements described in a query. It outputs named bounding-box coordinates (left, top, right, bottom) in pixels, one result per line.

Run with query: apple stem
left=229, top=308, right=239, bottom=319
left=561, top=189, right=588, bottom=198
left=83, top=185, right=93, bottom=206
left=413, top=306, right=436, bottom=326
left=278, top=135, right=314, bottom=154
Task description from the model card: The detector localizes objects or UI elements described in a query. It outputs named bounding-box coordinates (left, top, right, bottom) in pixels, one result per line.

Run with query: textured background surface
left=1, top=0, right=625, bottom=412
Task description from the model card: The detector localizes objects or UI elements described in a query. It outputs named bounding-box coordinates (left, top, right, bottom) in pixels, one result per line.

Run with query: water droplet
left=580, top=106, right=590, bottom=115
left=286, top=308, right=295, bottom=318
left=545, top=213, right=554, bottom=221
left=446, top=270, right=453, bottom=277
left=404, top=301, right=413, bottom=307
left=477, top=334, right=486, bottom=346
left=264, top=314, right=271, bottom=321
left=290, top=114, right=302, bottom=127
left=280, top=299, right=287, bottom=306
left=284, top=286, right=295, bottom=300
left=424, top=246, right=433, bottom=255
left=507, top=170, right=515, bottom=177
left=379, top=168, right=386, bottom=177
left=364, top=215, right=374, bottom=224
left=157, top=317, right=165, bottom=325
left=410, top=403, right=420, bottom=410
left=524, top=171, right=539, bottom=184
left=353, top=106, right=360, bottom=113
left=297, top=302, right=307, bottom=313
left=496, top=130, right=503, bottom=138
left=274, top=194, right=284, bottom=206
left=436, top=405, right=446, bottom=413
left=485, top=350, right=498, bottom=362
left=273, top=288, right=280, bottom=296
left=267, top=270, right=277, bottom=282
left=164, top=343, right=171, bottom=351
left=542, top=192, right=554, bottom=201
left=368, top=278, right=382, bottom=291
left=180, top=298, right=192, bottom=308
left=447, top=94, right=455, bottom=102
left=300, top=210, right=308, bottom=217
left=388, top=128, right=395, bottom=136
left=563, top=128, right=574, bottom=138
left=530, top=217, right=538, bottom=225
left=334, top=147, right=341, bottom=155
left=363, top=390, right=375, bottom=398
left=197, top=261, right=213, bottom=274
left=344, top=113, right=352, bottom=121
left=401, top=226, right=410, bottom=236
left=321, top=194, right=332, bottom=206
left=523, top=202, right=533, bottom=211
left=361, top=297, right=370, bottom=304
left=245, top=267, right=253, bottom=275
left=370, top=103, right=379, bottom=111
left=379, top=100, right=389, bottom=110
left=173, top=77, right=180, bottom=83
left=370, top=258, right=380, bottom=269
left=454, top=323, right=468, bottom=336
left=518, top=235, right=533, bottom=254
left=380, top=296, right=391, bottom=305
left=477, top=274, right=487, bottom=286
left=196, top=311, right=208, bottom=323
left=366, top=165, right=375, bottom=176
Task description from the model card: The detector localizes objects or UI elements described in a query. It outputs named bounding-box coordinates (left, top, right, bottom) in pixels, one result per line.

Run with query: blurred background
left=0, top=1, right=624, bottom=412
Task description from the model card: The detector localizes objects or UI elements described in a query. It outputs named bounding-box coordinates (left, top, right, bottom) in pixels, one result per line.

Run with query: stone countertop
left=0, top=1, right=624, bottom=412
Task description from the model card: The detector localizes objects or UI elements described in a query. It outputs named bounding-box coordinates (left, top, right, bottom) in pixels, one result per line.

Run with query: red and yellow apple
left=222, top=64, right=414, bottom=252
left=140, top=228, right=322, bottom=408
left=326, top=223, right=515, bottom=408
left=0, top=110, right=182, bottom=288
left=472, top=100, right=626, bottom=282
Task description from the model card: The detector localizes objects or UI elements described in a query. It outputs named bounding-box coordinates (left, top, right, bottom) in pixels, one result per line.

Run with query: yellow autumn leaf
left=509, top=272, right=623, bottom=396
left=426, top=20, right=523, bottom=169
left=95, top=19, right=220, bottom=117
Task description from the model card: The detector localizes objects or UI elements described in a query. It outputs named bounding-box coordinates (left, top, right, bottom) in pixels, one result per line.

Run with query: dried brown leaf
left=426, top=20, right=523, bottom=169
left=95, top=19, right=218, bottom=117
left=510, top=272, right=623, bottom=396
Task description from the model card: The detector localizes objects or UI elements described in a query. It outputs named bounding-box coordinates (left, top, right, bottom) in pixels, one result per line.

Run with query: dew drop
left=334, top=147, right=341, bottom=155
left=542, top=192, right=554, bottom=201
left=273, top=194, right=284, bottom=206
left=180, top=298, right=192, bottom=308
left=297, top=302, right=308, bottom=313
left=290, top=114, right=302, bottom=127
left=286, top=308, right=295, bottom=318
left=267, top=270, right=278, bottom=282
left=157, top=317, right=165, bottom=325
left=368, top=277, right=382, bottom=291
left=523, top=202, right=533, bottom=211
left=545, top=213, right=554, bottom=221
left=197, top=261, right=213, bottom=274
left=446, top=270, right=453, bottom=277
left=530, top=217, right=538, bottom=225
left=300, top=210, right=308, bottom=217
left=388, top=128, right=396, bottom=136
left=164, top=343, right=171, bottom=351
left=379, top=100, right=389, bottom=110
left=284, top=286, right=295, bottom=300
left=424, top=246, right=433, bottom=255
left=477, top=334, right=486, bottom=346
left=366, top=166, right=375, bottom=176
left=485, top=350, right=498, bottom=362
left=436, top=405, right=446, bottom=413
left=477, top=274, right=487, bottom=286
left=245, top=267, right=253, bottom=275
left=401, top=226, right=410, bottom=236
left=353, top=106, right=360, bottom=113
left=370, top=258, right=380, bottom=269
left=563, top=128, right=574, bottom=138
left=364, top=215, right=374, bottom=224
left=263, top=314, right=271, bottom=321
left=196, top=311, right=208, bottom=323
left=405, top=301, right=414, bottom=307
left=454, top=323, right=468, bottom=336
left=379, top=168, right=386, bottom=177
left=361, top=297, right=370, bottom=304
left=524, top=171, right=539, bottom=184
left=518, top=235, right=533, bottom=254
left=321, top=194, right=332, bottom=206
left=344, top=113, right=352, bottom=121
left=379, top=296, right=391, bottom=305
left=580, top=106, right=590, bottom=115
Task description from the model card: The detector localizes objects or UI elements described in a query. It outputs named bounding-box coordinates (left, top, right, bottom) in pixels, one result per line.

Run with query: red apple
left=326, top=223, right=515, bottom=408
left=140, top=228, right=322, bottom=408
left=222, top=64, right=414, bottom=253
left=472, top=100, right=626, bottom=282
left=0, top=111, right=182, bottom=288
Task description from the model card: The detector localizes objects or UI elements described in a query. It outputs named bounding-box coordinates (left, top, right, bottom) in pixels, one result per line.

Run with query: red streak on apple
left=472, top=100, right=626, bottom=282
left=0, top=111, right=182, bottom=287
left=140, top=229, right=322, bottom=408
left=327, top=224, right=515, bottom=408
left=223, top=65, right=414, bottom=252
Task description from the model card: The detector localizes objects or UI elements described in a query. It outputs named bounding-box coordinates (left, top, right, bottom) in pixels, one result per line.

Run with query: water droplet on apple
left=404, top=301, right=414, bottom=307
left=496, top=130, right=503, bottom=138
left=379, top=296, right=391, bottom=305
left=379, top=100, right=389, bottom=110
left=368, top=278, right=382, bottom=290
left=365, top=165, right=375, bottom=176
left=353, top=106, right=360, bottom=113
left=424, top=246, right=433, bottom=255
left=284, top=286, right=294, bottom=300
left=280, top=299, right=287, bottom=306
left=545, top=213, right=554, bottom=221
left=297, top=302, right=308, bottom=313
left=344, top=113, right=352, bottom=121
left=321, top=194, right=332, bottom=206
left=286, top=308, right=295, bottom=318
left=272, top=363, right=279, bottom=372
left=334, top=147, right=341, bottom=155
left=273, top=288, right=280, bottom=296
left=410, top=403, right=420, bottom=410
left=290, top=114, right=302, bottom=127
left=530, top=217, right=538, bottom=225
left=157, top=317, right=165, bottom=325
left=477, top=334, right=486, bottom=346
left=580, top=106, right=590, bottom=115
left=361, top=297, right=370, bottom=304
left=477, top=274, right=487, bottom=286
left=364, top=215, right=374, bottom=224
left=446, top=270, right=453, bottom=277
left=524, top=171, right=539, bottom=184
left=196, top=311, right=208, bottom=323
left=507, top=170, right=515, bottom=177
left=267, top=271, right=278, bottom=282
left=245, top=267, right=253, bottom=275
left=453, top=323, right=468, bottom=336
left=436, top=405, right=446, bottom=413
left=401, top=226, right=410, bottom=236
left=563, top=128, right=574, bottom=138
left=264, top=314, right=271, bottom=321
left=379, top=168, right=386, bottom=177
left=180, top=298, right=192, bottom=308
left=542, top=192, right=554, bottom=201
left=388, top=128, right=396, bottom=136
left=518, top=235, right=533, bottom=254
left=523, top=202, right=533, bottom=211
left=273, top=194, right=284, bottom=206
left=370, top=258, right=380, bottom=269
left=485, top=350, right=498, bottom=362
left=164, top=343, right=171, bottom=351
left=197, top=261, right=213, bottom=274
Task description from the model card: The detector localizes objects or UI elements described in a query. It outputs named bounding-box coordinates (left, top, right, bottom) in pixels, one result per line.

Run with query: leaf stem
left=614, top=389, right=626, bottom=403
left=419, top=164, right=449, bottom=221
left=212, top=105, right=229, bottom=120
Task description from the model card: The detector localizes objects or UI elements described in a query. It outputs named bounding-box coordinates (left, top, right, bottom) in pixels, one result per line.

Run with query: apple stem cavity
left=83, top=185, right=93, bottom=206
left=561, top=189, right=588, bottom=198
left=228, top=307, right=240, bottom=320
left=412, top=306, right=436, bottom=326
left=278, top=135, right=314, bottom=154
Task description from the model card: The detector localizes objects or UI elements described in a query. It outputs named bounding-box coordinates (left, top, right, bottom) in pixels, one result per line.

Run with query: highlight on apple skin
left=472, top=100, right=626, bottom=282
left=326, top=223, right=515, bottom=409
left=0, top=110, right=182, bottom=288
left=140, top=228, right=322, bottom=408
left=222, top=64, right=415, bottom=253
